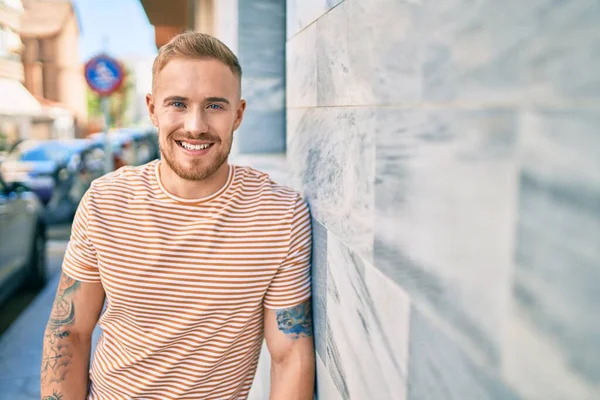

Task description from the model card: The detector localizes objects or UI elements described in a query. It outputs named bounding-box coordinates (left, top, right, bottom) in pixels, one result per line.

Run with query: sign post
left=84, top=54, right=125, bottom=174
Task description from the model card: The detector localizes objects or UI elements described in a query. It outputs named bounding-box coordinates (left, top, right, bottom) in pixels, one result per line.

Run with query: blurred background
left=0, top=0, right=599, bottom=399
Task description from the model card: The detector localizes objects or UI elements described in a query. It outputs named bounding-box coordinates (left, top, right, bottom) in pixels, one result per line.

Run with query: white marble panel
left=287, top=0, right=343, bottom=39
left=325, top=233, right=410, bottom=400
left=420, top=0, right=600, bottom=106
left=518, top=0, right=600, bottom=105
left=286, top=108, right=308, bottom=152
left=502, top=110, right=600, bottom=399
left=374, top=108, right=520, bottom=366
left=316, top=354, right=342, bottom=400
left=287, top=107, right=376, bottom=263
left=420, top=0, right=532, bottom=104
left=286, top=22, right=317, bottom=108
left=363, top=263, right=411, bottom=398
left=502, top=303, right=600, bottom=400
left=345, top=0, right=423, bottom=105
left=315, top=0, right=354, bottom=106
left=407, top=307, right=520, bottom=400
left=316, top=0, right=422, bottom=106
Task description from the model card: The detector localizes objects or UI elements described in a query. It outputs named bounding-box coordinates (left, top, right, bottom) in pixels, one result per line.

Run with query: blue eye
left=170, top=101, right=185, bottom=108
left=208, top=104, right=223, bottom=110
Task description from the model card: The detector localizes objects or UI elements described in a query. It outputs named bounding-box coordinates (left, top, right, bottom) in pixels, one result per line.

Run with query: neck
left=158, top=161, right=230, bottom=200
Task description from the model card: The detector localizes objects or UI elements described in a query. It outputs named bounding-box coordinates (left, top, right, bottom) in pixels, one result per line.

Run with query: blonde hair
left=152, top=31, right=242, bottom=91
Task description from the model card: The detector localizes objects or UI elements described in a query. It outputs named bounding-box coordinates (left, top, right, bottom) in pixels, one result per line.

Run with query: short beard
left=159, top=137, right=232, bottom=181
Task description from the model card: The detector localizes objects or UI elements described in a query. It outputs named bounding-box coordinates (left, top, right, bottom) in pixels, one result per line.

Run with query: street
left=0, top=224, right=70, bottom=335
left=0, top=224, right=70, bottom=399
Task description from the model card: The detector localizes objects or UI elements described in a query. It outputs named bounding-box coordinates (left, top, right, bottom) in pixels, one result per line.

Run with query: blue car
left=1, top=140, right=72, bottom=205
left=1, top=139, right=105, bottom=224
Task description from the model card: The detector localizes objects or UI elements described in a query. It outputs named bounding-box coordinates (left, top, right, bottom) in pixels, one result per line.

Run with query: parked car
left=1, top=140, right=72, bottom=205
left=0, top=172, right=47, bottom=306
left=117, top=127, right=160, bottom=165
left=89, top=127, right=159, bottom=169
left=48, top=139, right=108, bottom=222
left=1, top=139, right=103, bottom=224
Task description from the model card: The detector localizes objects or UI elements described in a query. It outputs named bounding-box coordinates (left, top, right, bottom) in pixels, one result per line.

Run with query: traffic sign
left=84, top=54, right=124, bottom=96
left=84, top=53, right=124, bottom=174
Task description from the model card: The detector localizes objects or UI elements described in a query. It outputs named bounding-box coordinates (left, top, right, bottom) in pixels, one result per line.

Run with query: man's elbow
left=271, top=346, right=315, bottom=371
left=43, top=320, right=94, bottom=347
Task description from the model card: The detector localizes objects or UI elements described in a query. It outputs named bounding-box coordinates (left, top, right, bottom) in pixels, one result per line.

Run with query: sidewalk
left=0, top=154, right=287, bottom=399
left=0, top=241, right=68, bottom=399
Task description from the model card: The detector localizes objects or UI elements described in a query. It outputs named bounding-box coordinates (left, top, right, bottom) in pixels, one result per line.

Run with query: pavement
left=0, top=237, right=69, bottom=398
left=0, top=154, right=287, bottom=399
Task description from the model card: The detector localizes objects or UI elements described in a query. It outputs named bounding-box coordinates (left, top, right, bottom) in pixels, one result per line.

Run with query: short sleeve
left=61, top=189, right=101, bottom=283
left=264, top=196, right=312, bottom=309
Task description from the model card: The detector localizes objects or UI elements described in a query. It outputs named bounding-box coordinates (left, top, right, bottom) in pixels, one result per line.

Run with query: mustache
left=169, top=132, right=221, bottom=143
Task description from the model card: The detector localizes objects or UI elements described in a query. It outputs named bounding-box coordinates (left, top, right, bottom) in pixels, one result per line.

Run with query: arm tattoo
left=42, top=391, right=64, bottom=400
left=275, top=300, right=313, bottom=339
left=41, top=273, right=81, bottom=385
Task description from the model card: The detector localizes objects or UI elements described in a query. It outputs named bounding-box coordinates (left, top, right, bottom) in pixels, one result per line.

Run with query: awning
left=0, top=78, right=42, bottom=117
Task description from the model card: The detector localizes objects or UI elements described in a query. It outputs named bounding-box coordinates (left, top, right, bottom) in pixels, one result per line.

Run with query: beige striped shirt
left=62, top=160, right=312, bottom=399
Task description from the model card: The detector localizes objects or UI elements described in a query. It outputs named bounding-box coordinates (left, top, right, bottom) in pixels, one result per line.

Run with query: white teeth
left=180, top=142, right=211, bottom=150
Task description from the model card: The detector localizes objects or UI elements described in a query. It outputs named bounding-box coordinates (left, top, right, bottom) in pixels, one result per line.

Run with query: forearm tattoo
left=42, top=391, right=64, bottom=400
left=41, top=273, right=81, bottom=385
left=275, top=299, right=313, bottom=339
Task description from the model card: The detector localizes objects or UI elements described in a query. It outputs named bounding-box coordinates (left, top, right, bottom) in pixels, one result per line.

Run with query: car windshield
left=7, top=141, right=71, bottom=163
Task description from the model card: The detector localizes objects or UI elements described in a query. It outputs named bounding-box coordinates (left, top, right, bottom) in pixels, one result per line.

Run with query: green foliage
left=86, top=65, right=134, bottom=128
left=0, top=131, right=7, bottom=152
left=87, top=88, right=102, bottom=118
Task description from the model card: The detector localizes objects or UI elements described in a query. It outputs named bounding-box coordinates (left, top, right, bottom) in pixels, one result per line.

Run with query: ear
left=233, top=99, right=247, bottom=132
left=146, top=93, right=159, bottom=127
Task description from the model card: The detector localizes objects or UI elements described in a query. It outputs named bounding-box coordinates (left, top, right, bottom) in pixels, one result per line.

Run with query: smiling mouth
left=175, top=140, right=214, bottom=151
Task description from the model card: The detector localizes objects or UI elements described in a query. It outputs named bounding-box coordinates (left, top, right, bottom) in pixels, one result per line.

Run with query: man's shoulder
left=233, top=165, right=304, bottom=204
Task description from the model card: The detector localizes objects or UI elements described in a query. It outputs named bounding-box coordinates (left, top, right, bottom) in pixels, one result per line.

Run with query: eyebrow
left=162, top=96, right=230, bottom=105
left=205, top=96, right=230, bottom=105
left=163, top=96, right=188, bottom=105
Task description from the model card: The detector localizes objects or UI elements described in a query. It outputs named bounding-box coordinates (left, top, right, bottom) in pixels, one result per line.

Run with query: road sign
left=84, top=54, right=124, bottom=174
left=84, top=54, right=124, bottom=96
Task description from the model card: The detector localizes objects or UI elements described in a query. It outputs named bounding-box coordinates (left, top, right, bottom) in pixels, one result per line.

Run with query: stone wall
left=286, top=0, right=600, bottom=399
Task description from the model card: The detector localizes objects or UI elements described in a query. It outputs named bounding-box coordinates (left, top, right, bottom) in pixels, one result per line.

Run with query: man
left=40, top=32, right=314, bottom=399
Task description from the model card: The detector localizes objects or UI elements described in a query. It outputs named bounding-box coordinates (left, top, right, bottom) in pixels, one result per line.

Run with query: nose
left=183, top=106, right=209, bottom=135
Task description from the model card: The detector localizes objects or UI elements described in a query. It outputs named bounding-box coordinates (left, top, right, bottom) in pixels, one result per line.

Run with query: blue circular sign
left=84, top=54, right=124, bottom=96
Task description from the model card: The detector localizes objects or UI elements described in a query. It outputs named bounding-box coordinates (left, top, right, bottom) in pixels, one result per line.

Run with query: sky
left=72, top=0, right=157, bottom=62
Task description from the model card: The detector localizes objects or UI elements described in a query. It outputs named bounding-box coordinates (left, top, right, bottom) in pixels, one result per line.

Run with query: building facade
left=0, top=0, right=41, bottom=148
left=20, top=0, right=86, bottom=139
left=140, top=1, right=600, bottom=399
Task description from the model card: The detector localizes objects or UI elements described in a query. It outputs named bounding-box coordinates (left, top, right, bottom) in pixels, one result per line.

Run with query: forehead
left=154, top=57, right=239, bottom=99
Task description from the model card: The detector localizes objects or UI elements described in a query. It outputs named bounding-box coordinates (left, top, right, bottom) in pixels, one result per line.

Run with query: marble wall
left=286, top=0, right=600, bottom=399
left=236, top=0, right=286, bottom=154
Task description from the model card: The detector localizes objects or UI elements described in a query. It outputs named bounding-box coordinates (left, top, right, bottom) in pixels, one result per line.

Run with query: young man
left=40, top=32, right=314, bottom=399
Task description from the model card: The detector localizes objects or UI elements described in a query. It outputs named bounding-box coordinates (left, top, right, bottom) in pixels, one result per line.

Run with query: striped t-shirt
left=62, top=160, right=312, bottom=399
